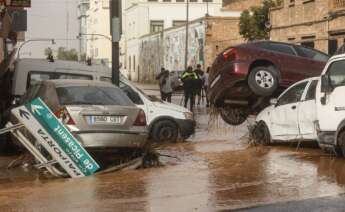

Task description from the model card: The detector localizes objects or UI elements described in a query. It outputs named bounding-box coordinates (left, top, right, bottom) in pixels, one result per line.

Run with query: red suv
left=208, top=41, right=329, bottom=125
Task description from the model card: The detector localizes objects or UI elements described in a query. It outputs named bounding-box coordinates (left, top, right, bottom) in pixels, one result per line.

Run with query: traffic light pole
left=110, top=0, right=121, bottom=86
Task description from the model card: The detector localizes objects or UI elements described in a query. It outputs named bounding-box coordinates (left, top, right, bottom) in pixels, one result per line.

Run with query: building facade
left=270, top=0, right=345, bottom=55
left=138, top=16, right=244, bottom=82
left=85, top=0, right=111, bottom=65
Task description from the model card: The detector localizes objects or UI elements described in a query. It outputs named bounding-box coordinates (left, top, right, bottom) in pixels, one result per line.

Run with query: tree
left=57, top=47, right=78, bottom=61
left=44, top=47, right=53, bottom=56
left=239, top=0, right=281, bottom=41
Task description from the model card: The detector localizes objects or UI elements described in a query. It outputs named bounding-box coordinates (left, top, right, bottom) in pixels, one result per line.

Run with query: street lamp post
left=184, top=0, right=189, bottom=70
left=17, top=39, right=55, bottom=59
left=78, top=33, right=112, bottom=42
left=110, top=0, right=121, bottom=86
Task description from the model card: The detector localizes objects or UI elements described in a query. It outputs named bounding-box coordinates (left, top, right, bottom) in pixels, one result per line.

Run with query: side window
left=305, top=80, right=319, bottom=101
left=119, top=82, right=144, bottom=105
left=27, top=72, right=51, bottom=88
left=259, top=43, right=296, bottom=56
left=100, top=77, right=112, bottom=83
left=56, top=73, right=92, bottom=80
left=295, top=46, right=329, bottom=62
left=327, top=60, right=345, bottom=89
left=278, top=82, right=308, bottom=106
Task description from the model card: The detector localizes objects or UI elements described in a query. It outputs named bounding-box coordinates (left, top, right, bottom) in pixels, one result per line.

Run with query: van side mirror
left=321, top=74, right=332, bottom=93
left=270, top=98, right=278, bottom=106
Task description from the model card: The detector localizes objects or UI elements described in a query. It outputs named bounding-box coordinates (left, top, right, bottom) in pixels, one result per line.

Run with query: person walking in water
left=181, top=66, right=198, bottom=111
left=156, top=67, right=166, bottom=100
left=194, top=64, right=204, bottom=106
left=161, top=70, right=173, bottom=103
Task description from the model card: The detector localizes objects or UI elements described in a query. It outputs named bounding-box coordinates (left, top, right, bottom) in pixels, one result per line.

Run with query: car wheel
left=337, top=130, right=345, bottom=157
left=248, top=66, right=278, bottom=96
left=220, top=106, right=249, bottom=126
left=252, top=121, right=271, bottom=146
left=152, top=120, right=178, bottom=143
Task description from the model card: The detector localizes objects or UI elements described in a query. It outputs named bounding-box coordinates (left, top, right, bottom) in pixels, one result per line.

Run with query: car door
left=298, top=79, right=318, bottom=140
left=270, top=81, right=309, bottom=140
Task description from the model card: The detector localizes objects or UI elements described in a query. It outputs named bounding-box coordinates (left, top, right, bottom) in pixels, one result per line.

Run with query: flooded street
left=1, top=106, right=345, bottom=211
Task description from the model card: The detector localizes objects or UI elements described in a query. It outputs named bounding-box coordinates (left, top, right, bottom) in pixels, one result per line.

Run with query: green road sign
left=25, top=98, right=100, bottom=176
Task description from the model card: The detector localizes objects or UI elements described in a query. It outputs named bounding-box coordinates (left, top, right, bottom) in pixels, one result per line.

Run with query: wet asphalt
left=1, top=94, right=345, bottom=211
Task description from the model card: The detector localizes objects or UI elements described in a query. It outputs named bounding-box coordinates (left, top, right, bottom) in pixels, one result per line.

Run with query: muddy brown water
left=0, top=108, right=345, bottom=211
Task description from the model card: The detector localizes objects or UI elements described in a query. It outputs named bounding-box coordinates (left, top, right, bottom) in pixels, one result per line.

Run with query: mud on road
left=0, top=108, right=345, bottom=211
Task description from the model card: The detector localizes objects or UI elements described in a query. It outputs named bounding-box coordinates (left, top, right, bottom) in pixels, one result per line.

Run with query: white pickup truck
left=255, top=53, right=345, bottom=156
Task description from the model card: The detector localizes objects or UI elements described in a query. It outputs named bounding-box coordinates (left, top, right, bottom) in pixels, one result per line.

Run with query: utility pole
left=184, top=0, right=189, bottom=70
left=110, top=0, right=121, bottom=86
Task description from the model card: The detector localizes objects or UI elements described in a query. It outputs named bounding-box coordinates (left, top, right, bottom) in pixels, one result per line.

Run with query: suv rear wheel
left=220, top=106, right=249, bottom=126
left=248, top=66, right=278, bottom=96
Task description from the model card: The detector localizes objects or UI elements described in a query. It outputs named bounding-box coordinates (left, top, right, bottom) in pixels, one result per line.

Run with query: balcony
left=330, top=0, right=345, bottom=11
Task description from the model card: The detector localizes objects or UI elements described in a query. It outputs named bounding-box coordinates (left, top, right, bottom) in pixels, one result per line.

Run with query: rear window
left=295, top=46, right=329, bottom=62
left=56, top=86, right=134, bottom=106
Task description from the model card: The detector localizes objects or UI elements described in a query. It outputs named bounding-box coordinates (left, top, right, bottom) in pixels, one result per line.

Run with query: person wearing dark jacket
left=156, top=67, right=166, bottom=100
left=194, top=64, right=204, bottom=105
left=181, top=66, right=198, bottom=111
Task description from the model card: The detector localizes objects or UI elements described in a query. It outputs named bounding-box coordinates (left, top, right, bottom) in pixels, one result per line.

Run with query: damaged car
left=208, top=41, right=329, bottom=125
left=253, top=52, right=345, bottom=157
left=254, top=77, right=319, bottom=145
left=19, top=80, right=148, bottom=150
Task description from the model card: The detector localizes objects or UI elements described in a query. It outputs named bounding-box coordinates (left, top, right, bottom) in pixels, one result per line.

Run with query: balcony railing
left=330, top=0, right=345, bottom=11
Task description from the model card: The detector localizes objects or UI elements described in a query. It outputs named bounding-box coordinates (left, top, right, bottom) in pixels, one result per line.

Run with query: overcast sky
left=23, top=0, right=79, bottom=58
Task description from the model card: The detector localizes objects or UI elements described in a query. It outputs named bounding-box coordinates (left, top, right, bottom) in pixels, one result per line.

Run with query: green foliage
left=239, top=0, right=279, bottom=41
left=44, top=47, right=53, bottom=56
left=57, top=47, right=78, bottom=61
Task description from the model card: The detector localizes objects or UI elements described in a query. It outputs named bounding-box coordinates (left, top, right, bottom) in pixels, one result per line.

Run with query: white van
left=12, top=58, right=110, bottom=101
left=316, top=53, right=345, bottom=155
left=11, top=58, right=195, bottom=143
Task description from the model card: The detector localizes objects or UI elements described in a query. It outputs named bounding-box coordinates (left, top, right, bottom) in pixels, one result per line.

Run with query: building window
left=203, top=0, right=213, bottom=2
left=328, top=39, right=338, bottom=56
left=150, top=20, right=164, bottom=33
left=176, top=0, right=185, bottom=2
left=173, top=20, right=186, bottom=27
left=301, top=35, right=315, bottom=48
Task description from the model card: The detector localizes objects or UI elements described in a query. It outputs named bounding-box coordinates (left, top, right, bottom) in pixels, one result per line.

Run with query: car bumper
left=208, top=62, right=248, bottom=105
left=175, top=119, right=195, bottom=139
left=73, top=130, right=148, bottom=149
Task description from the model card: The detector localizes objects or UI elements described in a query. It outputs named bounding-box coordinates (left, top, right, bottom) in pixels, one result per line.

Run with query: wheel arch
left=248, top=59, right=282, bottom=83
left=148, top=116, right=179, bottom=136
left=335, top=119, right=345, bottom=145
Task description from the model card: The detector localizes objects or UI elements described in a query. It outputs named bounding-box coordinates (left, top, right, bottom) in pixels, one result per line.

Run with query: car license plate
left=88, top=116, right=125, bottom=125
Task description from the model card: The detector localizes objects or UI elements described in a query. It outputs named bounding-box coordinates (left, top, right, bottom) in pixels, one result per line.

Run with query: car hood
left=152, top=101, right=190, bottom=113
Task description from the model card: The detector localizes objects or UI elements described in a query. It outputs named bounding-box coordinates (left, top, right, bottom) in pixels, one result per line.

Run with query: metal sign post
left=11, top=98, right=100, bottom=178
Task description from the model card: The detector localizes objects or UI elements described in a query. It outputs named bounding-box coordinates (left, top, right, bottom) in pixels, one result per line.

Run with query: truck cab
left=316, top=53, right=345, bottom=155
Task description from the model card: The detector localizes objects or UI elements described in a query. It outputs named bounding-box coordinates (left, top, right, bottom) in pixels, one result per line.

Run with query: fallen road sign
left=12, top=98, right=100, bottom=178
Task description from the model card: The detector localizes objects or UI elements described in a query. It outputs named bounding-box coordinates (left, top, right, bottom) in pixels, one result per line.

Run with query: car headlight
left=183, top=112, right=194, bottom=120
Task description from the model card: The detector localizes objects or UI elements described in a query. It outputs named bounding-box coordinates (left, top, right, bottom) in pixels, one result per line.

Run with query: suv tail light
left=134, top=110, right=147, bottom=126
left=223, top=48, right=237, bottom=61
left=54, top=107, right=76, bottom=125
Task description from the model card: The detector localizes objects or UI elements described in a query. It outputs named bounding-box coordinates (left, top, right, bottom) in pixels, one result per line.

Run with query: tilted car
left=19, top=80, right=148, bottom=150
left=208, top=41, right=329, bottom=126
